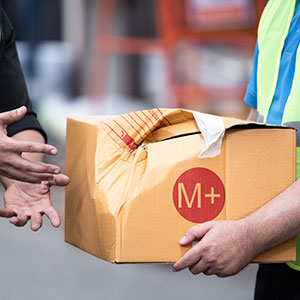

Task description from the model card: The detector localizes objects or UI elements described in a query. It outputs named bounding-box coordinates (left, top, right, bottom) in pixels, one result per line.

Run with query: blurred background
left=0, top=0, right=267, bottom=299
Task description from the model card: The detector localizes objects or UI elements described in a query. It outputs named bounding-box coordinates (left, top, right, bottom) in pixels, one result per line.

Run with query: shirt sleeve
left=0, top=8, right=47, bottom=142
left=244, top=42, right=258, bottom=109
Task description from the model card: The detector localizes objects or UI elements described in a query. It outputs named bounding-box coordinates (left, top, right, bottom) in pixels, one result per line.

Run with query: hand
left=172, top=220, right=258, bottom=277
left=2, top=174, right=70, bottom=231
left=0, top=106, right=61, bottom=183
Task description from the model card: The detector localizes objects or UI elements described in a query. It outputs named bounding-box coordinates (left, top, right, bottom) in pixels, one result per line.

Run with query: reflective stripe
left=256, top=113, right=264, bottom=123
left=284, top=122, right=300, bottom=147
left=287, top=262, right=300, bottom=271
left=257, top=0, right=296, bottom=120
left=287, top=234, right=300, bottom=270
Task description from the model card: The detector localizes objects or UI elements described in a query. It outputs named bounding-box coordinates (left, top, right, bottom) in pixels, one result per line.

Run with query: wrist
left=237, top=218, right=266, bottom=260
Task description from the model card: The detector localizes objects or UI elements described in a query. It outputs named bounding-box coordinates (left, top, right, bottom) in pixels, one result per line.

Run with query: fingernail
left=50, top=149, right=57, bottom=155
left=53, top=169, right=60, bottom=174
left=180, top=236, right=187, bottom=243
left=17, top=106, right=25, bottom=114
left=172, top=266, right=177, bottom=272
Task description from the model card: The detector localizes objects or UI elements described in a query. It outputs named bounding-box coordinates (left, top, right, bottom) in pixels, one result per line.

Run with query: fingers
left=0, top=153, right=62, bottom=183
left=173, top=223, right=214, bottom=272
left=14, top=156, right=60, bottom=175
left=173, top=245, right=202, bottom=272
left=47, top=174, right=70, bottom=187
left=0, top=208, right=16, bottom=218
left=3, top=167, right=55, bottom=184
left=44, top=207, right=61, bottom=228
left=11, top=214, right=43, bottom=232
left=11, top=140, right=58, bottom=156
left=30, top=213, right=42, bottom=231
left=180, top=222, right=212, bottom=245
left=189, top=260, right=208, bottom=275
left=9, top=210, right=58, bottom=231
left=10, top=213, right=29, bottom=227
left=0, top=106, right=27, bottom=126
left=10, top=214, right=42, bottom=231
left=0, top=135, right=61, bottom=183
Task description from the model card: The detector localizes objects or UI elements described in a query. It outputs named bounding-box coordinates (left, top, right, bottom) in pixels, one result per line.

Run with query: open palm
left=3, top=174, right=69, bottom=231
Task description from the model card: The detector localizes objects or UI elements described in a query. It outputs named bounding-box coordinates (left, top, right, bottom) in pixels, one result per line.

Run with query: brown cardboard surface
left=65, top=109, right=297, bottom=263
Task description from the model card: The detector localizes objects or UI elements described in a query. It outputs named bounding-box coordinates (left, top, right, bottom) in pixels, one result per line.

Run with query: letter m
left=178, top=183, right=201, bottom=208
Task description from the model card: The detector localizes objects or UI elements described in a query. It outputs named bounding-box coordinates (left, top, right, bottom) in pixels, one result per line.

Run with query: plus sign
left=205, top=187, right=220, bottom=205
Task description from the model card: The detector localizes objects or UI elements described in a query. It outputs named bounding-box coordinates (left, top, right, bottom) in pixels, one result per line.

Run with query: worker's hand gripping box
left=65, top=109, right=296, bottom=263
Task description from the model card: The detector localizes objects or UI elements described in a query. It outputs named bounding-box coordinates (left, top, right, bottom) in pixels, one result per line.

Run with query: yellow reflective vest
left=257, top=0, right=300, bottom=270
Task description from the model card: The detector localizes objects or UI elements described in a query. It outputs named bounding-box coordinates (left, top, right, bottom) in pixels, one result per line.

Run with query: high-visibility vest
left=257, top=0, right=300, bottom=270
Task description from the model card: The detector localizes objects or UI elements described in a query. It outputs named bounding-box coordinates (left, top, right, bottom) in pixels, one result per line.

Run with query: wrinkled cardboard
left=65, top=108, right=297, bottom=263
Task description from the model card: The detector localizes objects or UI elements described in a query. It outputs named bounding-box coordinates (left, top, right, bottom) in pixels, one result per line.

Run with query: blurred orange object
left=89, top=0, right=268, bottom=107
left=186, top=0, right=255, bottom=30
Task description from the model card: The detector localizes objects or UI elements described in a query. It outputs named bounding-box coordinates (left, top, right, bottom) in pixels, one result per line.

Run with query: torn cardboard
left=65, top=108, right=297, bottom=263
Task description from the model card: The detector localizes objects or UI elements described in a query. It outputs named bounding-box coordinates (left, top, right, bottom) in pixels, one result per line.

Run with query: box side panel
left=118, top=133, right=226, bottom=262
left=225, top=128, right=296, bottom=262
left=253, top=239, right=296, bottom=263
left=65, top=118, right=116, bottom=262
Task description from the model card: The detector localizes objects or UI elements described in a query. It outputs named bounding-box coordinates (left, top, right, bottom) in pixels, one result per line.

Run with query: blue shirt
left=244, top=0, right=300, bottom=125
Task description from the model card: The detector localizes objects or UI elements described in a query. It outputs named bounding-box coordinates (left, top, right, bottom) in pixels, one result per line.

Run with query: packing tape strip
left=192, top=111, right=225, bottom=159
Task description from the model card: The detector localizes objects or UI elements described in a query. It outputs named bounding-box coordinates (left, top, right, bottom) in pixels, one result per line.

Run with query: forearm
left=242, top=178, right=300, bottom=257
left=1, top=130, right=45, bottom=188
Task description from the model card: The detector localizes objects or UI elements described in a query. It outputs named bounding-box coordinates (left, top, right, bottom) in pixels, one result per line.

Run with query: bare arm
left=242, top=178, right=300, bottom=256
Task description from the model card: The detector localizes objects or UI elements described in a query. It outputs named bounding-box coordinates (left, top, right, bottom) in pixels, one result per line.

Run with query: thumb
left=180, top=222, right=213, bottom=245
left=47, top=174, right=70, bottom=187
left=0, top=106, right=27, bottom=127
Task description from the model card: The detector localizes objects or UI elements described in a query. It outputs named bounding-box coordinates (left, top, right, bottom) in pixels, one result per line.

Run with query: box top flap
left=68, top=109, right=295, bottom=152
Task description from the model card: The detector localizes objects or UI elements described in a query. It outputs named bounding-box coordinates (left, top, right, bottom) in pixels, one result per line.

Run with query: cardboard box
left=65, top=108, right=297, bottom=263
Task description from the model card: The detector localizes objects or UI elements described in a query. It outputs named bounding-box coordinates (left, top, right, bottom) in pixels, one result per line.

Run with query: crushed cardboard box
left=65, top=108, right=297, bottom=263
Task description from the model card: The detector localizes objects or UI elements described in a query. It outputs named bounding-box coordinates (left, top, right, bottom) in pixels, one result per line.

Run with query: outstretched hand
left=2, top=174, right=70, bottom=231
left=0, top=106, right=61, bottom=183
left=172, top=220, right=258, bottom=277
